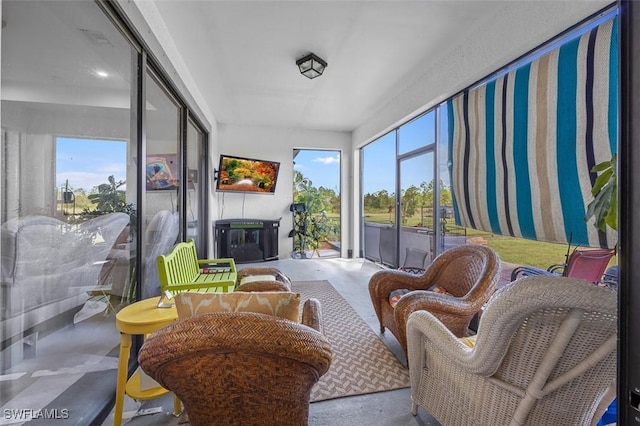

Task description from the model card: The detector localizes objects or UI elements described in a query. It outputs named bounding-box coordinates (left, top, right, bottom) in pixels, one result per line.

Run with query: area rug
left=292, top=280, right=410, bottom=402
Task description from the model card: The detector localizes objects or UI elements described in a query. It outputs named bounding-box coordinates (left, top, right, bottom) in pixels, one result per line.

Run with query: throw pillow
left=427, top=283, right=453, bottom=296
left=388, top=284, right=454, bottom=308
left=174, top=291, right=300, bottom=322
left=388, top=289, right=410, bottom=308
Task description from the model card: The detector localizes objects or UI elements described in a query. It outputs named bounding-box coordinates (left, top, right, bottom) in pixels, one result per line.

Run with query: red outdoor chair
left=511, top=247, right=615, bottom=285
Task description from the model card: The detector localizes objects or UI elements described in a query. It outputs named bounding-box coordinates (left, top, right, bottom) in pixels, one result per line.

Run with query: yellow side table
left=113, top=297, right=180, bottom=426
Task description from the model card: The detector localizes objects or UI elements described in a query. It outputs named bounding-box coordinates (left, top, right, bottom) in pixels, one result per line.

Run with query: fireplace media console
left=214, top=219, right=279, bottom=263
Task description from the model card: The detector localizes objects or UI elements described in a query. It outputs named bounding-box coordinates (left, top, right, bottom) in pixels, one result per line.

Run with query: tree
left=400, top=185, right=421, bottom=224
left=318, top=186, right=339, bottom=214
left=88, top=175, right=127, bottom=212
left=420, top=181, right=434, bottom=209
left=440, top=181, right=453, bottom=207
left=83, top=175, right=137, bottom=234
left=292, top=171, right=333, bottom=257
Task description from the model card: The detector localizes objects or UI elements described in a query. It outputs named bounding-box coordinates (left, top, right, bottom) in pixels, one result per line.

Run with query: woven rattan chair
left=407, top=276, right=617, bottom=426
left=138, top=298, right=332, bottom=426
left=368, top=244, right=501, bottom=354
left=235, top=267, right=293, bottom=292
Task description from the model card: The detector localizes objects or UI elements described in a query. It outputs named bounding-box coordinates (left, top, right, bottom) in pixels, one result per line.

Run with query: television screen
left=216, top=154, right=280, bottom=194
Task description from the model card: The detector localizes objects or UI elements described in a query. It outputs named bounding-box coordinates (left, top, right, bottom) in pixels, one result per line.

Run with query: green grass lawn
left=364, top=211, right=617, bottom=270
left=479, top=234, right=570, bottom=268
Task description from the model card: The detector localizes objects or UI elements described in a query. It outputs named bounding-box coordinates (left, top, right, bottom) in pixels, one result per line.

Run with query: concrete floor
left=101, top=257, right=441, bottom=426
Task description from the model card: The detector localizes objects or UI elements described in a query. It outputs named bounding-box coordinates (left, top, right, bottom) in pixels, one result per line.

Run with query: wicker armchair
left=368, top=244, right=501, bottom=354
left=138, top=298, right=332, bottom=426
left=235, top=267, right=292, bottom=292
left=407, top=276, right=617, bottom=426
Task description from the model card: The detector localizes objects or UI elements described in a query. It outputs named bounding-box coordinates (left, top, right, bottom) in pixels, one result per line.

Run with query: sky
left=56, top=137, right=127, bottom=192
left=361, top=109, right=445, bottom=195
left=293, top=149, right=341, bottom=194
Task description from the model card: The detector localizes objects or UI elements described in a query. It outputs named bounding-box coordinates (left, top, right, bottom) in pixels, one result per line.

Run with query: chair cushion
left=389, top=289, right=411, bottom=308
left=388, top=284, right=453, bottom=308
left=459, top=335, right=477, bottom=348
left=239, top=274, right=276, bottom=286
left=428, top=284, right=453, bottom=296
left=174, top=291, right=300, bottom=322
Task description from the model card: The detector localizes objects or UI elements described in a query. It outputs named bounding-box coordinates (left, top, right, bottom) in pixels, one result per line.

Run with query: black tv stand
left=214, top=219, right=279, bottom=263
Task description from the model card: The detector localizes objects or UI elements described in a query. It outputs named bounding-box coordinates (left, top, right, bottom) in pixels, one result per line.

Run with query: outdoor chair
left=235, top=267, right=293, bottom=292
left=368, top=244, right=501, bottom=354
left=406, top=276, right=617, bottom=426
left=398, top=247, right=429, bottom=274
left=138, top=296, right=332, bottom=426
left=510, top=247, right=614, bottom=285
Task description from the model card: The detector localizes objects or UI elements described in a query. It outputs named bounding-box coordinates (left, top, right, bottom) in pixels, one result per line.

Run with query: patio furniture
left=235, top=267, right=292, bottom=292
left=602, top=265, right=619, bottom=289
left=368, top=244, right=501, bottom=354
left=113, top=297, right=181, bottom=426
left=406, top=276, right=617, bottom=426
left=510, top=247, right=615, bottom=284
left=138, top=298, right=332, bottom=426
left=0, top=213, right=129, bottom=365
left=157, top=239, right=237, bottom=297
left=398, top=247, right=429, bottom=274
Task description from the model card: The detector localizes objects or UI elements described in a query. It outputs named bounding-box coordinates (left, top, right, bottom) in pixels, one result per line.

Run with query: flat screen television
left=216, top=154, right=280, bottom=194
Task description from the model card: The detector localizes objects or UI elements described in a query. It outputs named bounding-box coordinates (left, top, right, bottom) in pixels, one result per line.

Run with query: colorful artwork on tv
left=146, top=154, right=179, bottom=190
left=216, top=154, right=280, bottom=194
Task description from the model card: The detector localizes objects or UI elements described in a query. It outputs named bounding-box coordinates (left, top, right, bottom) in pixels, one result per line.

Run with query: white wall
left=216, top=123, right=351, bottom=260
left=352, top=1, right=612, bottom=147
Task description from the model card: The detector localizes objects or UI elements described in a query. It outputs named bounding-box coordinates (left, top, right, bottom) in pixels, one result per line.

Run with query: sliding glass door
left=186, top=117, right=206, bottom=256
left=0, top=0, right=138, bottom=420
left=398, top=151, right=435, bottom=271
left=0, top=2, right=210, bottom=422
left=361, top=110, right=437, bottom=269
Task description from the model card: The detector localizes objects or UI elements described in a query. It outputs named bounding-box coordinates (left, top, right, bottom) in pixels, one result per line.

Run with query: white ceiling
left=149, top=1, right=508, bottom=132
left=1, top=1, right=611, bottom=135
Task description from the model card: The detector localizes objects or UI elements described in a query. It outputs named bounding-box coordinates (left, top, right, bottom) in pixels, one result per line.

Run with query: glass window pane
left=361, top=131, right=396, bottom=264
left=292, top=149, right=341, bottom=258
left=399, top=152, right=434, bottom=269
left=142, top=70, right=181, bottom=300
left=1, top=0, right=137, bottom=417
left=186, top=117, right=204, bottom=255
left=398, top=111, right=435, bottom=155
left=438, top=102, right=467, bottom=253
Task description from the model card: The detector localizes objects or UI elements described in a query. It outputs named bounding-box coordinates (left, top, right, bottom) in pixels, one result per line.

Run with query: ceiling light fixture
left=296, top=53, right=327, bottom=79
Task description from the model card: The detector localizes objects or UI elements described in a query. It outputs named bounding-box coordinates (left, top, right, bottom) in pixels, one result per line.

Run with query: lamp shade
left=296, top=53, right=327, bottom=79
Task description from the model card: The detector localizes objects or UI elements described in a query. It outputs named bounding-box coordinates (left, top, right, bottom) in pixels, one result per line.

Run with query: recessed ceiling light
left=96, top=70, right=109, bottom=78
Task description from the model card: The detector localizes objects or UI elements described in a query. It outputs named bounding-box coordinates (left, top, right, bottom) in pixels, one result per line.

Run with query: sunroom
left=0, top=1, right=636, bottom=425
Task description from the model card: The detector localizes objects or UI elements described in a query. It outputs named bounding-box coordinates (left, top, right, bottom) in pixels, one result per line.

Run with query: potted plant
left=82, top=175, right=137, bottom=238
left=585, top=154, right=617, bottom=232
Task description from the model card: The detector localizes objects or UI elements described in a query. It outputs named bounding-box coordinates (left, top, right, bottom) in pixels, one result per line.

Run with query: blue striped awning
left=447, top=16, right=617, bottom=249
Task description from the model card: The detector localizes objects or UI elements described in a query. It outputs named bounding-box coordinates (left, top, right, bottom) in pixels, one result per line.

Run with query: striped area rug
left=292, top=280, right=410, bottom=402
